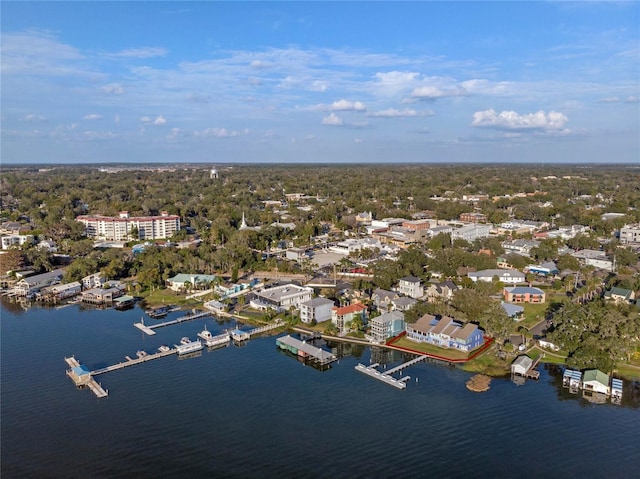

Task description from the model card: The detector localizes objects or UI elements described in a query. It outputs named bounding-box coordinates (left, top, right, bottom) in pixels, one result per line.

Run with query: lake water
left=2, top=301, right=639, bottom=478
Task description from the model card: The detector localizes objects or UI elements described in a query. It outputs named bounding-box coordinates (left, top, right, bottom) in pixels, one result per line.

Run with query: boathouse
left=276, top=335, right=337, bottom=365
left=611, top=378, right=623, bottom=401
left=511, top=355, right=533, bottom=376
left=562, top=369, right=582, bottom=389
left=68, top=365, right=92, bottom=386
left=582, top=369, right=610, bottom=395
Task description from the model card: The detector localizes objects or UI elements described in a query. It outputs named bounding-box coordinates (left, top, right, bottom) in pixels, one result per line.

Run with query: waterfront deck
left=134, top=311, right=211, bottom=335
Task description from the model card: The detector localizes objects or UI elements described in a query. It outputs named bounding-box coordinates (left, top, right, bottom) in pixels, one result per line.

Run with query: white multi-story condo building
left=76, top=211, right=180, bottom=241
left=620, top=224, right=640, bottom=245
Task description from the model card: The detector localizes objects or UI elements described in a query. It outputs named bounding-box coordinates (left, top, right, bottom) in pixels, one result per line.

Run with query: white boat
left=175, top=337, right=204, bottom=355
left=197, top=327, right=230, bottom=348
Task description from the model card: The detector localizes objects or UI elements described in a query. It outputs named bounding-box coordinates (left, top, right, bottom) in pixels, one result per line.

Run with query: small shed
left=511, top=355, right=533, bottom=376
left=582, top=369, right=610, bottom=395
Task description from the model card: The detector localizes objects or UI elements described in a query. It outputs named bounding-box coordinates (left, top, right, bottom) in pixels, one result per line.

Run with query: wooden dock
left=355, top=355, right=427, bottom=390
left=64, top=356, right=109, bottom=398
left=248, top=319, right=284, bottom=336
left=134, top=311, right=211, bottom=336
left=91, top=347, right=177, bottom=375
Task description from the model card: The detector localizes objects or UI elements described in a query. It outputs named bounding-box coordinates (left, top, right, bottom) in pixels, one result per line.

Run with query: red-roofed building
left=331, top=303, right=368, bottom=334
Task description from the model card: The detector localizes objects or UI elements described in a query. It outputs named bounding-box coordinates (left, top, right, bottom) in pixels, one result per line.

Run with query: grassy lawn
left=390, top=336, right=470, bottom=360
left=462, top=351, right=511, bottom=376
left=139, top=289, right=201, bottom=308
left=613, top=363, right=640, bottom=381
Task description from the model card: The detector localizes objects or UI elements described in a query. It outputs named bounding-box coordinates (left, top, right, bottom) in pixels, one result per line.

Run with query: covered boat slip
left=276, top=334, right=337, bottom=365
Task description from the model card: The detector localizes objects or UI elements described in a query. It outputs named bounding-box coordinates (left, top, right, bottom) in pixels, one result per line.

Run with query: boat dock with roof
left=276, top=334, right=337, bottom=365
left=65, top=356, right=109, bottom=398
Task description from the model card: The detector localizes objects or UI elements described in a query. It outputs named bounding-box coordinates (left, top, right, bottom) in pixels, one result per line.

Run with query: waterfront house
left=82, top=272, right=105, bottom=290
left=503, top=286, right=546, bottom=304
left=81, top=286, right=123, bottom=305
left=511, top=355, right=533, bottom=376
left=49, top=281, right=82, bottom=300
left=166, top=273, right=217, bottom=292
left=405, top=314, right=484, bottom=352
left=368, top=311, right=405, bottom=343
left=582, top=369, right=610, bottom=395
left=203, top=300, right=226, bottom=314
left=12, top=269, right=65, bottom=297
left=398, top=276, right=423, bottom=299
left=299, top=297, right=335, bottom=324
left=250, top=283, right=314, bottom=312
left=468, top=269, right=526, bottom=284
left=331, top=303, right=368, bottom=334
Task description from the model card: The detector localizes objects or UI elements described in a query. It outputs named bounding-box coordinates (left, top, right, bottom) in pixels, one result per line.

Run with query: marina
left=175, top=337, right=204, bottom=355
left=64, top=356, right=109, bottom=398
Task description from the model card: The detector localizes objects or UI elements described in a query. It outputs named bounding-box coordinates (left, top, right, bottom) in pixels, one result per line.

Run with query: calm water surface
left=2, top=301, right=639, bottom=478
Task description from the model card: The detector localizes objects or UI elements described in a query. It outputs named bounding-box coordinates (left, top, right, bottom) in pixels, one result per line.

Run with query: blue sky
left=1, top=1, right=638, bottom=164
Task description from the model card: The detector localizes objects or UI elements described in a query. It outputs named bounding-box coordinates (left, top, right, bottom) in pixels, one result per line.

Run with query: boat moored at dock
left=197, top=327, right=230, bottom=348
left=175, top=337, right=204, bottom=355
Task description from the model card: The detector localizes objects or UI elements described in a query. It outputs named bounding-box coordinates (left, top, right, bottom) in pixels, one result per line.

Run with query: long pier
left=91, top=347, right=178, bottom=375
left=248, top=319, right=284, bottom=336
left=134, top=311, right=211, bottom=336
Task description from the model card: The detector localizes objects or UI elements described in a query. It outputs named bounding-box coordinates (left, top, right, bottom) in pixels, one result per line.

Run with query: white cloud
left=330, top=99, right=366, bottom=111
left=368, top=108, right=430, bottom=118
left=166, top=128, right=182, bottom=141
left=114, top=114, right=121, bottom=125
left=461, top=79, right=512, bottom=95
left=107, top=47, right=168, bottom=59
left=309, top=80, right=328, bottom=92
left=354, top=138, right=363, bottom=143
left=625, top=96, right=639, bottom=103
left=140, top=115, right=167, bottom=125
left=322, top=113, right=343, bottom=126
left=21, top=114, right=46, bottom=122
left=193, top=127, right=240, bottom=138
left=250, top=60, right=271, bottom=69
left=411, top=85, right=467, bottom=100
left=101, top=83, right=125, bottom=95
left=83, top=113, right=103, bottom=120
left=83, top=130, right=117, bottom=140
left=471, top=109, right=569, bottom=131
left=372, top=71, right=420, bottom=96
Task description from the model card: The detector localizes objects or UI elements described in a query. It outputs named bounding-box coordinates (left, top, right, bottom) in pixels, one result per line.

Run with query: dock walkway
left=355, top=354, right=427, bottom=390
left=91, top=348, right=177, bottom=375
left=134, top=311, right=211, bottom=336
